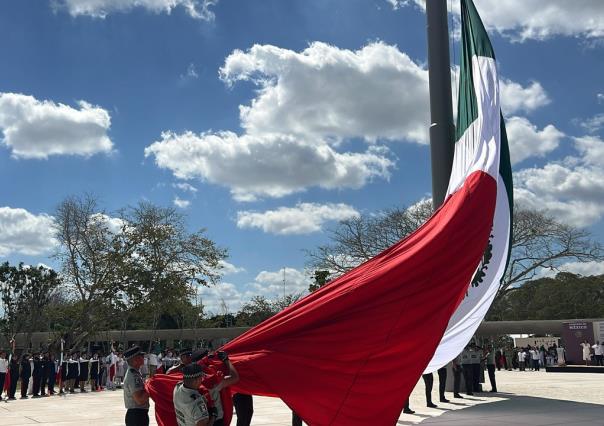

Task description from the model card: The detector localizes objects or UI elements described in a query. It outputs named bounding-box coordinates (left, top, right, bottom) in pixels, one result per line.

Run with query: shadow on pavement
left=419, top=396, right=604, bottom=425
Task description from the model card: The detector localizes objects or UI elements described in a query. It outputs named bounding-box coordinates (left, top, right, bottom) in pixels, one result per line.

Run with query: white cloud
left=56, top=0, right=218, bottom=21
left=597, top=93, right=604, bottom=104
left=173, top=196, right=191, bottom=208
left=197, top=267, right=309, bottom=315
left=251, top=267, right=309, bottom=298
left=237, top=202, right=360, bottom=235
left=198, top=281, right=245, bottom=315
left=218, top=260, right=245, bottom=276
left=514, top=136, right=604, bottom=227
left=89, top=213, right=126, bottom=234
left=0, top=92, right=113, bottom=159
left=0, top=207, right=57, bottom=256
left=578, top=113, right=604, bottom=134
left=500, top=79, right=550, bottom=114
left=172, top=182, right=198, bottom=193
left=220, top=42, right=431, bottom=144
left=538, top=261, right=604, bottom=278
left=505, top=116, right=564, bottom=165
left=398, top=0, right=604, bottom=41
left=145, top=130, right=393, bottom=201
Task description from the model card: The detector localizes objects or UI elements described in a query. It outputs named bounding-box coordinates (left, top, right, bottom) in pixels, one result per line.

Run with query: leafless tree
left=307, top=202, right=602, bottom=300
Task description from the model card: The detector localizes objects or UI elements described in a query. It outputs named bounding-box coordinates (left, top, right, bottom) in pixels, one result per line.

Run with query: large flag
left=149, top=1, right=505, bottom=424
left=425, top=0, right=513, bottom=373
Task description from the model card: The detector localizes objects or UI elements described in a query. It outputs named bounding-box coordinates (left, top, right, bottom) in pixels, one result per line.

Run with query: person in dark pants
left=32, top=352, right=43, bottom=397
left=40, top=353, right=50, bottom=396
left=233, top=393, right=254, bottom=426
left=9, top=356, right=20, bottom=399
left=437, top=366, right=449, bottom=403
left=292, top=412, right=303, bottom=426
left=48, top=354, right=57, bottom=395
left=469, top=344, right=481, bottom=393
left=422, top=373, right=437, bottom=408
left=402, top=398, right=415, bottom=415
left=123, top=346, right=150, bottom=426
left=20, top=354, right=31, bottom=399
left=483, top=345, right=497, bottom=393
left=452, top=355, right=464, bottom=399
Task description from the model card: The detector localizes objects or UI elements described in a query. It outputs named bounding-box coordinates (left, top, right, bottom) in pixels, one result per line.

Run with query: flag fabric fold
left=425, top=0, right=513, bottom=374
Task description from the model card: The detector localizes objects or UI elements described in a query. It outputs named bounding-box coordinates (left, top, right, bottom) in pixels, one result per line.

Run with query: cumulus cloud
left=173, top=196, right=191, bottom=208
left=220, top=42, right=431, bottom=144
left=218, top=260, right=245, bottom=276
left=505, top=116, right=564, bottom=165
left=0, top=207, right=57, bottom=256
left=598, top=93, right=604, bottom=104
left=145, top=130, right=393, bottom=201
left=251, top=267, right=309, bottom=297
left=0, top=92, right=113, bottom=159
left=514, top=136, right=604, bottom=227
left=198, top=267, right=308, bottom=315
left=500, top=79, right=550, bottom=114
left=236, top=202, right=360, bottom=235
left=56, top=0, right=218, bottom=21
left=397, top=0, right=604, bottom=41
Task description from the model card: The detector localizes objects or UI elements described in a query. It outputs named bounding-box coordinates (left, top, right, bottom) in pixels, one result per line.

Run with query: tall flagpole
left=426, top=0, right=455, bottom=209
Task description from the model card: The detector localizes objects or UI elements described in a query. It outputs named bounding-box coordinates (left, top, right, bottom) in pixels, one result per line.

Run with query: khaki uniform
left=173, top=383, right=210, bottom=426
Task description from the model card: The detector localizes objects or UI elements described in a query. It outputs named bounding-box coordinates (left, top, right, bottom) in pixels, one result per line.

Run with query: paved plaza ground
left=1, top=370, right=603, bottom=425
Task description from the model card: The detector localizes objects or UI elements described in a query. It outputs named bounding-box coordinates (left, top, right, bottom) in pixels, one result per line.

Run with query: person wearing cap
left=168, top=349, right=193, bottom=375
left=123, top=346, right=150, bottom=426
left=174, top=363, right=216, bottom=426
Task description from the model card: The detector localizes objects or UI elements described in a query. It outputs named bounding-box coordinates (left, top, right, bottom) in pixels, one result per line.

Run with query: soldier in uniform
left=173, top=363, right=217, bottom=426
left=123, top=346, right=150, bottom=426
left=460, top=345, right=474, bottom=396
left=167, top=348, right=193, bottom=375
left=206, top=351, right=239, bottom=426
left=469, top=343, right=481, bottom=392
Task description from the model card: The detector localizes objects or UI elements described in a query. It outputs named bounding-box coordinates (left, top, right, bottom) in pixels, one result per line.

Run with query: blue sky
left=1, top=0, right=603, bottom=314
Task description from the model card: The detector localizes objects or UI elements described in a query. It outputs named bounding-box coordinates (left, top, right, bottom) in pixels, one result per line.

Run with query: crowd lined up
left=0, top=346, right=213, bottom=400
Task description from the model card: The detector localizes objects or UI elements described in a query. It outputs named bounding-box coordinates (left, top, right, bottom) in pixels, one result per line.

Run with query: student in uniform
left=8, top=355, right=20, bottom=400
left=20, top=353, right=31, bottom=399
left=460, top=346, right=474, bottom=396
left=90, top=353, right=100, bottom=391
left=79, top=353, right=90, bottom=392
left=173, top=363, right=217, bottom=426
left=123, top=346, right=150, bottom=426
left=31, top=352, right=43, bottom=398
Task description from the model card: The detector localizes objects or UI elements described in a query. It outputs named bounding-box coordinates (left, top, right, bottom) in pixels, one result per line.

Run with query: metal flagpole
left=426, top=0, right=455, bottom=209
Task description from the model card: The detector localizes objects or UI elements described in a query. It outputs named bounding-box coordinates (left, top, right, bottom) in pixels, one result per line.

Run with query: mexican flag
left=426, top=0, right=514, bottom=373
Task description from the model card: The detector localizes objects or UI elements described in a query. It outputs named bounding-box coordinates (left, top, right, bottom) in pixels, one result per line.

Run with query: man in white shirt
left=517, top=349, right=526, bottom=371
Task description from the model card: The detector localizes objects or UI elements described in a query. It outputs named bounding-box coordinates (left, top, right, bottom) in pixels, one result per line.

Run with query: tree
left=309, top=270, right=330, bottom=293
left=117, top=201, right=227, bottom=331
left=236, top=294, right=304, bottom=327
left=53, top=195, right=227, bottom=348
left=0, top=262, right=61, bottom=347
left=308, top=203, right=602, bottom=300
left=53, top=194, right=125, bottom=348
left=487, top=273, right=604, bottom=321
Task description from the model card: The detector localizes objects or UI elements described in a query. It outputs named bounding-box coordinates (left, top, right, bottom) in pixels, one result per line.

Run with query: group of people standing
left=0, top=348, right=145, bottom=401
